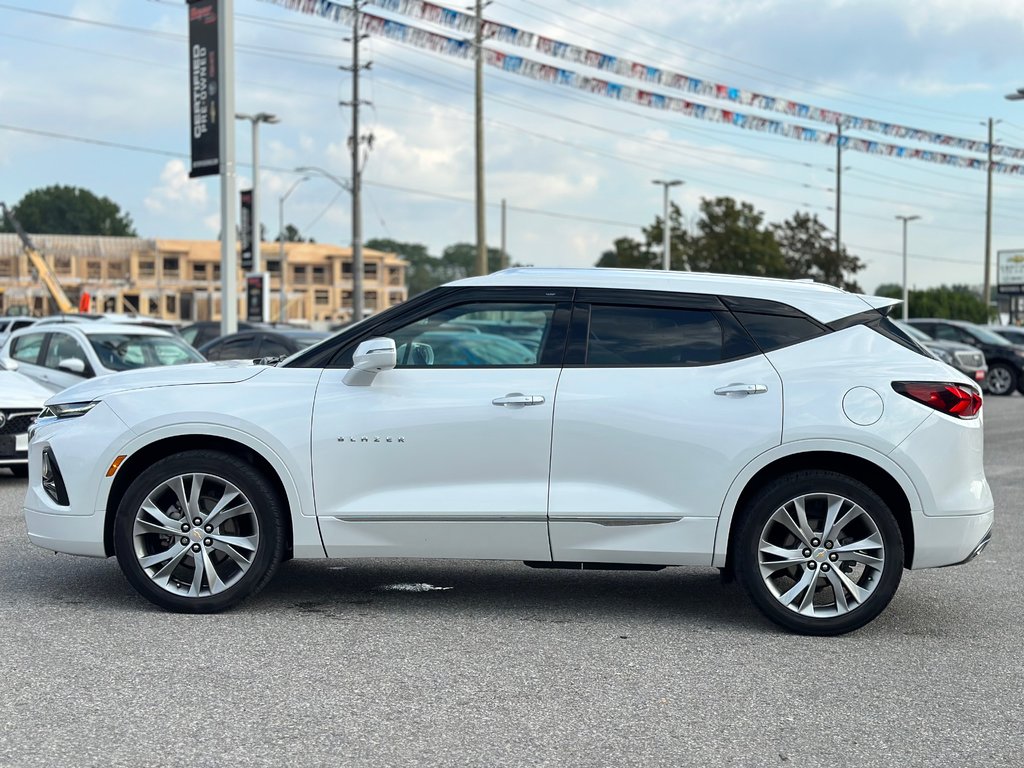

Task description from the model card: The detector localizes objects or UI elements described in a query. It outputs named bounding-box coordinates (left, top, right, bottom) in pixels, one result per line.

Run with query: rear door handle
left=714, top=383, right=768, bottom=397
left=492, top=393, right=546, bottom=407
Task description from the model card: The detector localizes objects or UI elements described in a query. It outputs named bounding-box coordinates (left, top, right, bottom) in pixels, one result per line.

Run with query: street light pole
left=278, top=175, right=310, bottom=324
left=652, top=179, right=683, bottom=270
left=896, top=214, right=921, bottom=322
left=235, top=112, right=279, bottom=274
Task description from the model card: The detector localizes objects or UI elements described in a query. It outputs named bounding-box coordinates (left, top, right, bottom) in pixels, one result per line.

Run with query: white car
left=0, top=365, right=50, bottom=476
left=1, top=322, right=204, bottom=393
left=23, top=269, right=993, bottom=635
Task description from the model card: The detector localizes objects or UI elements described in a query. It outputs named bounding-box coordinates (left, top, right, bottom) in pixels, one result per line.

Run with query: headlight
left=39, top=401, right=98, bottom=419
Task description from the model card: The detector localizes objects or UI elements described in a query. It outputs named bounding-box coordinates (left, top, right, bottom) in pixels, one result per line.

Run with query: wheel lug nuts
left=193, top=518, right=202, bottom=526
left=181, top=524, right=190, bottom=532
left=829, top=553, right=838, bottom=561
left=825, top=540, right=833, bottom=549
left=191, top=543, right=201, bottom=553
left=204, top=525, right=213, bottom=533
left=204, top=538, right=213, bottom=547
left=821, top=564, right=831, bottom=572
left=811, top=538, right=820, bottom=547
left=180, top=537, right=189, bottom=546
left=808, top=562, right=817, bottom=570
left=802, top=549, right=811, bottom=558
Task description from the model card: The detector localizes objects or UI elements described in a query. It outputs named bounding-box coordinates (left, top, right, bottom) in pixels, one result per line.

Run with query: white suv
left=23, top=269, right=994, bottom=635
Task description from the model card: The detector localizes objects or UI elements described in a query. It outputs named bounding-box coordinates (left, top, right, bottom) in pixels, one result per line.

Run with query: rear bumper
left=911, top=509, right=993, bottom=569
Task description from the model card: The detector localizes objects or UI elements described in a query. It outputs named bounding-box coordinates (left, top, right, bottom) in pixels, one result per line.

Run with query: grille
left=0, top=411, right=36, bottom=436
left=953, top=351, right=985, bottom=369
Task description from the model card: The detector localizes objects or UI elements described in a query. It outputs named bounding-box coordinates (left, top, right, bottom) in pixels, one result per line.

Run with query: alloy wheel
left=757, top=492, right=884, bottom=618
left=131, top=473, right=260, bottom=597
left=986, top=366, right=1013, bottom=396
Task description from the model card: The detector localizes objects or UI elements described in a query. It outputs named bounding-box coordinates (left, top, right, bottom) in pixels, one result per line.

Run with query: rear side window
left=586, top=305, right=750, bottom=366
left=10, top=332, right=45, bottom=364
left=733, top=312, right=826, bottom=352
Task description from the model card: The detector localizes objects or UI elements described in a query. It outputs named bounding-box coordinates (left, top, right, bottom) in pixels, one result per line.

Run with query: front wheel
left=735, top=471, right=904, bottom=636
left=113, top=450, right=285, bottom=613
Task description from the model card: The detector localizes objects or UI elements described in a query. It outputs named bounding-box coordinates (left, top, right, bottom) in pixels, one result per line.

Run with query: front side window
left=391, top=303, right=554, bottom=367
left=43, top=333, right=88, bottom=371
left=586, top=305, right=735, bottom=366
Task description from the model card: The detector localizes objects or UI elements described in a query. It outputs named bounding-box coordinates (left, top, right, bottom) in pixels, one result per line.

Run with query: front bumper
left=24, top=506, right=106, bottom=557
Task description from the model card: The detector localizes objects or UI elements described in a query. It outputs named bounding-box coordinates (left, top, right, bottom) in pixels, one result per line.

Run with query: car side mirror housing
left=343, top=337, right=397, bottom=386
left=58, top=358, right=86, bottom=375
left=0, top=357, right=18, bottom=372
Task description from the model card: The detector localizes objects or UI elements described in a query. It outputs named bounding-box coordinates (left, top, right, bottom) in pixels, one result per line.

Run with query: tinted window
left=734, top=312, right=826, bottom=352
left=89, top=334, right=204, bottom=370
left=205, top=336, right=261, bottom=361
left=391, top=303, right=554, bottom=367
left=10, top=332, right=45, bottom=364
left=930, top=324, right=970, bottom=344
left=586, top=305, right=726, bottom=366
left=259, top=337, right=292, bottom=357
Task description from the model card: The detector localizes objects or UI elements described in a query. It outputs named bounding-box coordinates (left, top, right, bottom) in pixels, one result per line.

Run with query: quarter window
left=733, top=312, right=826, bottom=352
left=586, top=305, right=730, bottom=366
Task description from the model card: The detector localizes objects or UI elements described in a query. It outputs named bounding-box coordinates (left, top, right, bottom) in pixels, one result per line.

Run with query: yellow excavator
left=1, top=201, right=77, bottom=315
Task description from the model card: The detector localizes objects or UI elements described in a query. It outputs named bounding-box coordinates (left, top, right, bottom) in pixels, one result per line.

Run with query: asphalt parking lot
left=1, top=398, right=1022, bottom=767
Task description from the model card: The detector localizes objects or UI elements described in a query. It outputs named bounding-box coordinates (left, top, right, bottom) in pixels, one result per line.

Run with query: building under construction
left=0, top=234, right=408, bottom=324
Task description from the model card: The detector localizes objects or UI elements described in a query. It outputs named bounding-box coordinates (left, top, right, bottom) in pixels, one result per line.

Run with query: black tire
left=9, top=465, right=28, bottom=478
left=985, top=363, right=1018, bottom=396
left=113, top=449, right=285, bottom=613
left=735, top=470, right=904, bottom=636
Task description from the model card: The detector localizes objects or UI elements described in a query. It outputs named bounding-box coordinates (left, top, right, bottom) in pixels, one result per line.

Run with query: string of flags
left=260, top=0, right=1024, bottom=174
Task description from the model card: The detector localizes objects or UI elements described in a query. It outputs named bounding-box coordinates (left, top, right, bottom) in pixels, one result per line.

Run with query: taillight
left=892, top=382, right=983, bottom=419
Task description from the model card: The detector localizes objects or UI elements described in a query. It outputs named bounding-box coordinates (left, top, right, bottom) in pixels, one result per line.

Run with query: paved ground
left=0, top=398, right=1021, bottom=767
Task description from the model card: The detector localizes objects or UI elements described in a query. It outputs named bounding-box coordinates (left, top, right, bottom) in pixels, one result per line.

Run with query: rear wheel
left=113, top=450, right=284, bottom=613
left=735, top=471, right=903, bottom=636
left=986, top=363, right=1018, bottom=396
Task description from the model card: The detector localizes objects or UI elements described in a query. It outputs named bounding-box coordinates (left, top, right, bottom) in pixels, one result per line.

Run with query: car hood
left=921, top=339, right=982, bottom=353
left=0, top=370, right=52, bottom=409
left=45, top=361, right=265, bottom=405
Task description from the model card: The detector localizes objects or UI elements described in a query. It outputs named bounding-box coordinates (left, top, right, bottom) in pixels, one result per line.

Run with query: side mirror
left=58, top=358, right=86, bottom=375
left=0, top=357, right=18, bottom=372
left=343, top=337, right=396, bottom=386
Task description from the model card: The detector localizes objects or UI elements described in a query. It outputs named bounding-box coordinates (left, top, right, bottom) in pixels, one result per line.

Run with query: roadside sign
left=997, top=250, right=1024, bottom=294
left=187, top=0, right=220, bottom=177
left=240, top=189, right=253, bottom=270
left=246, top=273, right=268, bottom=322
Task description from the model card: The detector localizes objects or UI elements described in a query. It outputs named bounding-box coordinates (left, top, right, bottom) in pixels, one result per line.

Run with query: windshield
left=965, top=326, right=1013, bottom=346
left=89, top=334, right=205, bottom=371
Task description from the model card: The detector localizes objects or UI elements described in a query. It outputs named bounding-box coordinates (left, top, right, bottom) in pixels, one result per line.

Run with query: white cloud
left=144, top=159, right=209, bottom=214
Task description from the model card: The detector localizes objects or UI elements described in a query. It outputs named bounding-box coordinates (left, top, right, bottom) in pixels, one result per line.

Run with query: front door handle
left=492, top=392, right=546, bottom=407
left=714, top=383, right=768, bottom=397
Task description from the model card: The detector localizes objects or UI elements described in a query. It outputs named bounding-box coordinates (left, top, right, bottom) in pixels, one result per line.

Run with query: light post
left=235, top=112, right=279, bottom=273
left=652, top=179, right=683, bottom=270
left=896, top=214, right=921, bottom=321
left=295, top=166, right=358, bottom=319
left=278, top=175, right=311, bottom=324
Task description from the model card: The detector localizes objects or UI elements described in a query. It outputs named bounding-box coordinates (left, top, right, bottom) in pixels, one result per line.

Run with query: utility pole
left=835, top=120, right=842, bottom=260
left=219, top=0, right=237, bottom=336
left=983, top=117, right=997, bottom=314
left=896, top=214, right=921, bottom=322
left=474, top=0, right=487, bottom=276
left=341, top=3, right=372, bottom=322
left=652, top=179, right=683, bottom=270
left=235, top=112, right=279, bottom=274
left=500, top=198, right=507, bottom=270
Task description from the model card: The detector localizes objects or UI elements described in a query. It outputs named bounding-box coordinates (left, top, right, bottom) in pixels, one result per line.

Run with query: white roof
left=37, top=322, right=173, bottom=337
left=449, top=268, right=885, bottom=324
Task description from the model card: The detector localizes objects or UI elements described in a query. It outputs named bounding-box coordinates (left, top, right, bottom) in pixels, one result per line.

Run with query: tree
left=438, top=243, right=504, bottom=281
left=275, top=224, right=313, bottom=243
left=1, top=185, right=136, bottom=236
left=366, top=238, right=439, bottom=296
left=875, top=284, right=991, bottom=323
left=688, top=197, right=786, bottom=277
left=773, top=212, right=864, bottom=291
left=596, top=202, right=689, bottom=270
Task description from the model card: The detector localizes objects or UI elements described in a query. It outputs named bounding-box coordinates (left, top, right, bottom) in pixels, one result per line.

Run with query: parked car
left=893, top=320, right=987, bottom=384
left=25, top=269, right=992, bottom=635
left=1, top=322, right=205, bottom=393
left=906, top=318, right=1024, bottom=396
left=0, top=316, right=41, bottom=348
left=0, top=363, right=50, bottom=477
left=984, top=324, right=1024, bottom=347
left=198, top=329, right=331, bottom=361
left=180, top=321, right=266, bottom=349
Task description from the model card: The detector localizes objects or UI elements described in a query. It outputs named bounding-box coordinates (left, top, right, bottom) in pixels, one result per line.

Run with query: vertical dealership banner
left=188, top=0, right=220, bottom=177
left=240, top=189, right=254, bottom=270
left=246, top=274, right=267, bottom=322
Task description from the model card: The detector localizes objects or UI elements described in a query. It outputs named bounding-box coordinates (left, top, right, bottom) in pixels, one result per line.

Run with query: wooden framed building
left=0, top=235, right=407, bottom=324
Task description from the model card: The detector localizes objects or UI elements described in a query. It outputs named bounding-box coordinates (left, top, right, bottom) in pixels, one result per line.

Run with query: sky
left=4, top=0, right=1024, bottom=295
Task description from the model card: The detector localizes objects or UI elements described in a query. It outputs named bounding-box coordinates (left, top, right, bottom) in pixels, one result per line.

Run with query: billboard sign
left=188, top=0, right=220, bottom=177
left=997, top=250, right=1024, bottom=295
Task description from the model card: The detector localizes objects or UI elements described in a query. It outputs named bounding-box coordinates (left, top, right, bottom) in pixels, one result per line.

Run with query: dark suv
left=907, top=318, right=1024, bottom=396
